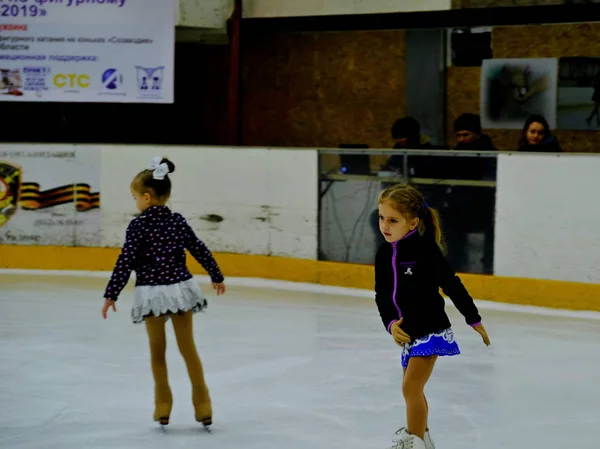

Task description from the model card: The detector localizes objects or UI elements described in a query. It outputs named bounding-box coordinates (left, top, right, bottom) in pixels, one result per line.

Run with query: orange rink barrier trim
left=1, top=245, right=599, bottom=312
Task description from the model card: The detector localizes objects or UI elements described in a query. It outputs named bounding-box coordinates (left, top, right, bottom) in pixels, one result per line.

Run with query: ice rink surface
left=1, top=271, right=600, bottom=449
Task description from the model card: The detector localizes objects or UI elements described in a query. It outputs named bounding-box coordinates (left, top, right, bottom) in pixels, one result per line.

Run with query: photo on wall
left=557, top=57, right=600, bottom=130
left=480, top=58, right=558, bottom=129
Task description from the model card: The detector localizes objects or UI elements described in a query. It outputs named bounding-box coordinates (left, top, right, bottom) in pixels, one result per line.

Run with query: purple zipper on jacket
left=391, top=241, right=401, bottom=319
left=391, top=229, right=417, bottom=320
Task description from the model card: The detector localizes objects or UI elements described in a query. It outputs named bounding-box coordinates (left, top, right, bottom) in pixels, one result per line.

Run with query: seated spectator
left=450, top=113, right=496, bottom=274
left=454, top=113, right=495, bottom=152
left=386, top=116, right=451, bottom=179
left=387, top=117, right=432, bottom=171
left=370, top=117, right=435, bottom=250
left=391, top=117, right=432, bottom=150
left=519, top=114, right=561, bottom=152
left=453, top=113, right=496, bottom=181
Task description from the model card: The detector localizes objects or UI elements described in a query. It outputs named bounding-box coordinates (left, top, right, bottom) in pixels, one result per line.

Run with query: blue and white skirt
left=131, top=278, right=208, bottom=324
left=401, top=328, right=460, bottom=369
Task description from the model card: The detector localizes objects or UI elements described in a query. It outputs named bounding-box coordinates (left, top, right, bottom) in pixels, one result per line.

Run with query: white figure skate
left=388, top=428, right=427, bottom=449
left=424, top=429, right=435, bottom=449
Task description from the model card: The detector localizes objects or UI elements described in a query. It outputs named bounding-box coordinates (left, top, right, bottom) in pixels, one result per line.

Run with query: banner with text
left=0, top=0, right=175, bottom=103
left=0, top=144, right=101, bottom=246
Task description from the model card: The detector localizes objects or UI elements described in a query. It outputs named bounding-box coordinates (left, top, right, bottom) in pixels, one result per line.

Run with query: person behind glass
left=454, top=113, right=495, bottom=153
left=375, top=183, right=490, bottom=449
left=519, top=113, right=561, bottom=152
left=386, top=117, right=433, bottom=172
left=449, top=113, right=497, bottom=274
left=371, top=117, right=436, bottom=250
left=101, top=157, right=226, bottom=429
left=453, top=112, right=496, bottom=181
left=586, top=73, right=600, bottom=127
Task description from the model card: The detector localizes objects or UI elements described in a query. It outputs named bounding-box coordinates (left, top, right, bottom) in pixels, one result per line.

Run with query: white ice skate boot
left=424, top=428, right=435, bottom=449
left=388, top=428, right=426, bottom=449
left=390, top=427, right=409, bottom=447
left=390, top=427, right=434, bottom=449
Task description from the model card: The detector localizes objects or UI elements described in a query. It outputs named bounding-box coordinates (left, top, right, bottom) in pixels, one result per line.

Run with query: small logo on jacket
left=404, top=267, right=413, bottom=275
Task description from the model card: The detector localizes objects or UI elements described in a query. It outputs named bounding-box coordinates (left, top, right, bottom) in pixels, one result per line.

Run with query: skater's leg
left=171, top=310, right=212, bottom=425
left=403, top=367, right=429, bottom=429
left=145, top=314, right=172, bottom=423
left=402, top=355, right=437, bottom=440
left=171, top=310, right=208, bottom=388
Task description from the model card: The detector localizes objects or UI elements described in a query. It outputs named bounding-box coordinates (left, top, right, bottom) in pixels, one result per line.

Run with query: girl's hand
left=391, top=318, right=411, bottom=346
left=212, top=282, right=226, bottom=296
left=102, top=299, right=116, bottom=319
left=472, top=323, right=491, bottom=346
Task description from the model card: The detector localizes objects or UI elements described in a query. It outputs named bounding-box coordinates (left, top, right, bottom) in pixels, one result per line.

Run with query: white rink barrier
left=1, top=143, right=600, bottom=286
left=494, top=153, right=600, bottom=284
left=0, top=144, right=318, bottom=260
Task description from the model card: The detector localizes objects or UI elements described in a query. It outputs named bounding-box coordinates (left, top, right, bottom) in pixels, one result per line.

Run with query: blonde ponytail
left=420, top=205, right=446, bottom=255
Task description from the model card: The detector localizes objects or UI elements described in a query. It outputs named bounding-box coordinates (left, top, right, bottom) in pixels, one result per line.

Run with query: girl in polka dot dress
left=101, top=157, right=225, bottom=429
left=375, top=184, right=490, bottom=449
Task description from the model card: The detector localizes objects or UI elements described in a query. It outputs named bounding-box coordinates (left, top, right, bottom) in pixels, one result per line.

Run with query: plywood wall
left=241, top=23, right=600, bottom=154
left=242, top=30, right=406, bottom=151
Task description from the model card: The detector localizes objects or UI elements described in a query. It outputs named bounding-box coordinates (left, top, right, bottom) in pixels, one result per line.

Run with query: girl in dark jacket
left=375, top=183, right=490, bottom=449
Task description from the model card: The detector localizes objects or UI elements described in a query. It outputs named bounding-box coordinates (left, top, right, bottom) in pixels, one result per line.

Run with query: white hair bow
left=147, top=156, right=169, bottom=180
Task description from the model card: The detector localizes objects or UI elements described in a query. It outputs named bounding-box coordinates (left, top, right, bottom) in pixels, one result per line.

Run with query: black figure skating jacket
left=374, top=229, right=481, bottom=341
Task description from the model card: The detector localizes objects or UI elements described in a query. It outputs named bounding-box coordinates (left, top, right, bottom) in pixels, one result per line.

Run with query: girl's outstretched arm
left=427, top=238, right=482, bottom=326
left=177, top=214, right=224, bottom=283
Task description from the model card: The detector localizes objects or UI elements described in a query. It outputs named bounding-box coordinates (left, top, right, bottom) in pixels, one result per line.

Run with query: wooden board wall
left=242, top=23, right=600, bottom=155
left=447, top=23, right=600, bottom=152
left=242, top=30, right=406, bottom=161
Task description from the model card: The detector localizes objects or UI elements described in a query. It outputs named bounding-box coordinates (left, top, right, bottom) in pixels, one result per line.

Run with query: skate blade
left=157, top=417, right=169, bottom=429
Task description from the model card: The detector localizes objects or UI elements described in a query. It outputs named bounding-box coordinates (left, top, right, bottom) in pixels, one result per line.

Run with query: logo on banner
left=0, top=69, right=23, bottom=96
left=0, top=162, right=22, bottom=229
left=135, top=66, right=164, bottom=98
left=22, top=67, right=51, bottom=96
left=53, top=74, right=90, bottom=90
left=101, top=68, right=123, bottom=90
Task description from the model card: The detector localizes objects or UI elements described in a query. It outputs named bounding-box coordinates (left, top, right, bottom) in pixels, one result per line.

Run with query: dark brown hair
left=520, top=113, right=551, bottom=145
left=131, top=157, right=176, bottom=201
left=378, top=183, right=445, bottom=254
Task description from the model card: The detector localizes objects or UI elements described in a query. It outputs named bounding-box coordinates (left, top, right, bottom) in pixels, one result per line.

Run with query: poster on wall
left=0, top=145, right=101, bottom=246
left=480, top=58, right=558, bottom=129
left=557, top=57, right=600, bottom=130
left=0, top=0, right=175, bottom=103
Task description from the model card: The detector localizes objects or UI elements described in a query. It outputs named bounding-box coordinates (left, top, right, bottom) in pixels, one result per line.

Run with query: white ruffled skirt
left=131, top=278, right=208, bottom=324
